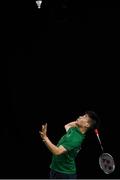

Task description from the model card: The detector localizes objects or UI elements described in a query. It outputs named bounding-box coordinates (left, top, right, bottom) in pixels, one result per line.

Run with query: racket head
left=99, top=153, right=115, bottom=174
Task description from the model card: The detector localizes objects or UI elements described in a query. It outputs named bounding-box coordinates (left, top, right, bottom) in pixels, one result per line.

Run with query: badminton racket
left=94, top=128, right=115, bottom=174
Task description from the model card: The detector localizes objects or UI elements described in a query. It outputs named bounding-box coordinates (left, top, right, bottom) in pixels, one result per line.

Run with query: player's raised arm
left=39, top=123, right=67, bottom=155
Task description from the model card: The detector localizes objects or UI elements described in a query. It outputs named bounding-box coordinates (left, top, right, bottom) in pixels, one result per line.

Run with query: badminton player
left=39, top=111, right=99, bottom=179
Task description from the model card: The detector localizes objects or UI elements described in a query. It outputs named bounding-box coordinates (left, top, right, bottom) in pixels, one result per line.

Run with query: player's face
left=76, top=114, right=90, bottom=128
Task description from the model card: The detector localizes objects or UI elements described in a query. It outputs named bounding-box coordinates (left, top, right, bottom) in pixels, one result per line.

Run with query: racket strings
left=99, top=153, right=115, bottom=174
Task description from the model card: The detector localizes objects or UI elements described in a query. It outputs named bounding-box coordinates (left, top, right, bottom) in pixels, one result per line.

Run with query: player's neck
left=79, top=126, right=87, bottom=134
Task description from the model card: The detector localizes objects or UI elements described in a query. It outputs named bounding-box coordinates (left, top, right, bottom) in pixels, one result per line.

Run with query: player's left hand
left=39, top=123, right=47, bottom=140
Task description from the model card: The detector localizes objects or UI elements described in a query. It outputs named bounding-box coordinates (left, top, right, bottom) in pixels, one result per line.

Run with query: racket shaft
left=97, top=134, right=104, bottom=152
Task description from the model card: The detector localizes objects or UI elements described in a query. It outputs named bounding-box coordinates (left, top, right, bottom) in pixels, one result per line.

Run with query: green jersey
left=50, top=127, right=85, bottom=174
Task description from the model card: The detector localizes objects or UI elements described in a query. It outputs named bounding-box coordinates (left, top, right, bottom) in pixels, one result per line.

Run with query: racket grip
left=94, top=128, right=99, bottom=135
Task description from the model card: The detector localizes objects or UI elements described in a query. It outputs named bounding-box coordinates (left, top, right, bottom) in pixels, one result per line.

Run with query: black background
left=2, top=2, right=120, bottom=178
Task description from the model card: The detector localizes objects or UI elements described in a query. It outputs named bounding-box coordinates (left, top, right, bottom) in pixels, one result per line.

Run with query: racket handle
left=94, top=128, right=99, bottom=135
left=94, top=129, right=104, bottom=152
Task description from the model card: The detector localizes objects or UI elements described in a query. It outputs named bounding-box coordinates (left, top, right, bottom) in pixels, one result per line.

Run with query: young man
left=39, top=111, right=99, bottom=179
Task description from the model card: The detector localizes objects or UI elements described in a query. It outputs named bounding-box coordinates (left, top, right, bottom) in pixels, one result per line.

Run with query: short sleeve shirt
left=50, top=127, right=85, bottom=174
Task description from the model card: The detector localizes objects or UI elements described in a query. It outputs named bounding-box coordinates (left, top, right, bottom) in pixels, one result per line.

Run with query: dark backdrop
left=2, top=3, right=120, bottom=178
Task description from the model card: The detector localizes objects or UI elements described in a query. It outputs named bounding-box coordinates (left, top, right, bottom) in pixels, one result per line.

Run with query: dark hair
left=85, top=110, right=100, bottom=130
